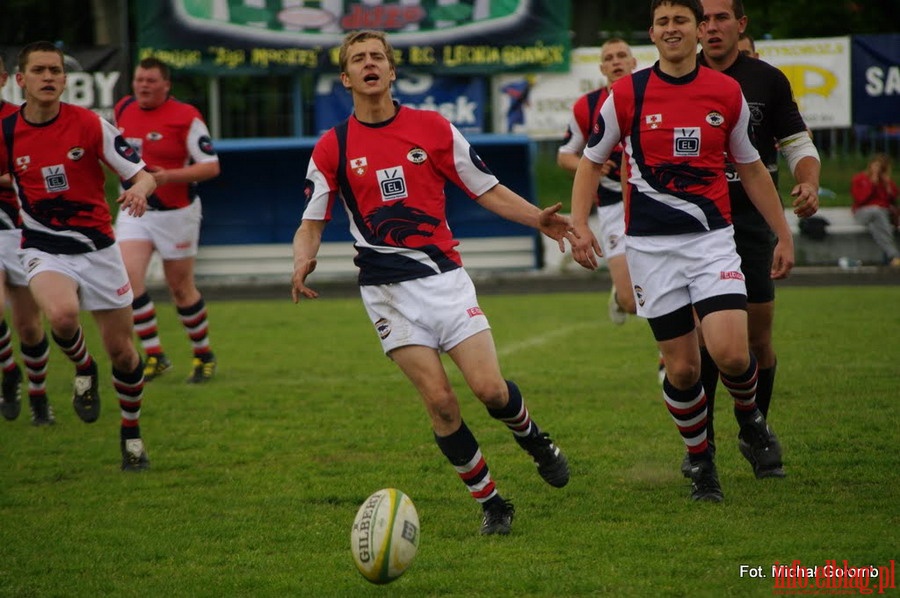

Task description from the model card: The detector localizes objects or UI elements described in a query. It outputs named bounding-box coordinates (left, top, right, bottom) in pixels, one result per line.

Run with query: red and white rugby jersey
left=0, top=103, right=145, bottom=253
left=115, top=95, right=217, bottom=210
left=304, top=104, right=499, bottom=286
left=584, top=63, right=759, bottom=236
left=0, top=101, right=20, bottom=230
left=559, top=87, right=624, bottom=207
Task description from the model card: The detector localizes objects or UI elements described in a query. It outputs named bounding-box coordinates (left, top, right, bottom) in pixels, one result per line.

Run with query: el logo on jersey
left=41, top=165, right=69, bottom=193
left=377, top=166, right=407, bottom=202
left=673, top=127, right=700, bottom=157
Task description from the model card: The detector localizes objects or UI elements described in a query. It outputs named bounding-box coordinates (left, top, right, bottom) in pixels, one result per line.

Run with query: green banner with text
left=135, top=0, right=570, bottom=75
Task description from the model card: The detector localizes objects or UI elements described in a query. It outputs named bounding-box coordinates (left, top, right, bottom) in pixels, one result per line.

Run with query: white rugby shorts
left=594, top=201, right=626, bottom=259
left=0, top=229, right=28, bottom=287
left=626, top=226, right=746, bottom=319
left=360, top=268, right=491, bottom=355
left=20, top=244, right=134, bottom=311
left=115, top=199, right=202, bottom=260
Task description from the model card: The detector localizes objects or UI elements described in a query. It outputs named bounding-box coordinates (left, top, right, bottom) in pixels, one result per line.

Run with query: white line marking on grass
left=497, top=323, right=599, bottom=358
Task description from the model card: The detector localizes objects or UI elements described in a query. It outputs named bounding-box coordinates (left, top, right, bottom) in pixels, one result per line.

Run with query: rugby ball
left=350, top=488, right=420, bottom=584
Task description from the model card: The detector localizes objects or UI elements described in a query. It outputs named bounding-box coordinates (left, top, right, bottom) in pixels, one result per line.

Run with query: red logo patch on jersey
left=720, top=270, right=745, bottom=281
left=646, top=114, right=663, bottom=128
left=117, top=282, right=132, bottom=296
left=351, top=157, right=368, bottom=176
left=466, top=307, right=484, bottom=318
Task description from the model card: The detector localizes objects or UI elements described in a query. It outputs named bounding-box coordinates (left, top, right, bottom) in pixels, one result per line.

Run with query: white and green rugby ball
left=350, top=488, right=420, bottom=584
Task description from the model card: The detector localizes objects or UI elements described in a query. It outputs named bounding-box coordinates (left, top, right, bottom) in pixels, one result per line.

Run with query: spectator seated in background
left=850, top=153, right=900, bottom=267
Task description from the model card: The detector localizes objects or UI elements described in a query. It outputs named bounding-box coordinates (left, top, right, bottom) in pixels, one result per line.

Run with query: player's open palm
left=291, top=258, right=319, bottom=302
left=569, top=221, right=602, bottom=271
left=538, top=202, right=578, bottom=252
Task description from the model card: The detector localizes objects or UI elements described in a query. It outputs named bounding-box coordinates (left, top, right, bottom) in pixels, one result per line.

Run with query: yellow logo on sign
left=779, top=64, right=838, bottom=100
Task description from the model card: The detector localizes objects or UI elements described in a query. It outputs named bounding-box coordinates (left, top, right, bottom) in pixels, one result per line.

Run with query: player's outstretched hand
left=538, top=202, right=580, bottom=253
left=569, top=221, right=603, bottom=271
left=791, top=182, right=819, bottom=218
left=291, top=258, right=319, bottom=303
left=770, top=240, right=795, bottom=280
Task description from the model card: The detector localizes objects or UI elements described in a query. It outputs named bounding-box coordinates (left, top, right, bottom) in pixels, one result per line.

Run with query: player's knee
left=15, top=321, right=45, bottom=345
left=169, top=284, right=199, bottom=305
left=470, top=379, right=508, bottom=409
left=45, top=309, right=80, bottom=338
left=665, top=364, right=700, bottom=389
left=425, top=392, right=461, bottom=428
left=106, top=342, right=140, bottom=373
left=714, top=351, right=750, bottom=378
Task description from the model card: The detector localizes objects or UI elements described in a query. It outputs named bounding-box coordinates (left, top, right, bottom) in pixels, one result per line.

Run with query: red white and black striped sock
left=487, top=380, right=536, bottom=438
left=663, top=378, right=710, bottom=464
left=721, top=353, right=759, bottom=426
left=133, top=292, right=164, bottom=357
left=434, top=420, right=499, bottom=505
left=178, top=298, right=213, bottom=360
left=52, top=327, right=95, bottom=374
left=0, top=320, right=15, bottom=373
left=20, top=336, right=50, bottom=400
left=114, top=361, right=144, bottom=440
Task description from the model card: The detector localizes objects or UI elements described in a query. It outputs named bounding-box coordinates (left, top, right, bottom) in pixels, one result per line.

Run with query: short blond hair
left=338, top=30, right=396, bottom=74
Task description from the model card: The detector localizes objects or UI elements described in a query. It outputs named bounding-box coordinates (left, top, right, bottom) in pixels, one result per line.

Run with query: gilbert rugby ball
left=350, top=488, right=420, bottom=584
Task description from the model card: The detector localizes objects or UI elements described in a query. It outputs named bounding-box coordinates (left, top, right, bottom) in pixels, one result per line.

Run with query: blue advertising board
left=197, top=135, right=535, bottom=246
left=314, top=74, right=486, bottom=135
left=851, top=34, right=900, bottom=126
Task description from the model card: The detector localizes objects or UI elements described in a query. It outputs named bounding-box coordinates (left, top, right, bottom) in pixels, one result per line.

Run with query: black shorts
left=734, top=225, right=776, bottom=304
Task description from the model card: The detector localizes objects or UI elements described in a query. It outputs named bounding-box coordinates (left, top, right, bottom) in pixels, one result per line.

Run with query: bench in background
left=785, top=206, right=886, bottom=266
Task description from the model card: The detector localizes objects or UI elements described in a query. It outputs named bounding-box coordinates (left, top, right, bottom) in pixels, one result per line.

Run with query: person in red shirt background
left=114, top=57, right=221, bottom=383
left=850, top=153, right=900, bottom=267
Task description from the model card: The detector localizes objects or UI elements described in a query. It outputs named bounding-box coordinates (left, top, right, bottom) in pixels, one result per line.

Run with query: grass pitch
left=1, top=285, right=898, bottom=597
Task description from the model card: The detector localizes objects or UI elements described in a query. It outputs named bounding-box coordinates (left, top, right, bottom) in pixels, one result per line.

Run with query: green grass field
left=1, top=286, right=898, bottom=597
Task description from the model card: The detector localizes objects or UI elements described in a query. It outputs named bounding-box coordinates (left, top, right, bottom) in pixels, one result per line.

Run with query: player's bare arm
left=557, top=151, right=581, bottom=175
left=569, top=155, right=606, bottom=270
left=148, top=161, right=221, bottom=187
left=0, top=173, right=11, bottom=189
left=291, top=219, right=325, bottom=303
left=117, top=169, right=156, bottom=217
left=475, top=184, right=576, bottom=252
left=734, top=160, right=795, bottom=279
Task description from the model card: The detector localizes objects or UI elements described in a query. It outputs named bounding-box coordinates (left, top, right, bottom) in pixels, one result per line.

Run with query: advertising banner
left=315, top=74, right=486, bottom=134
left=136, top=0, right=570, bottom=75
left=493, top=37, right=853, bottom=139
left=491, top=45, right=657, bottom=140
left=850, top=34, right=900, bottom=126
left=755, top=36, right=851, bottom=129
left=1, top=46, right=128, bottom=122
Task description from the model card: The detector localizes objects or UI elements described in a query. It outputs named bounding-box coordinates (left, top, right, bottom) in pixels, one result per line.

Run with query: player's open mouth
left=364, top=74, right=379, bottom=82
